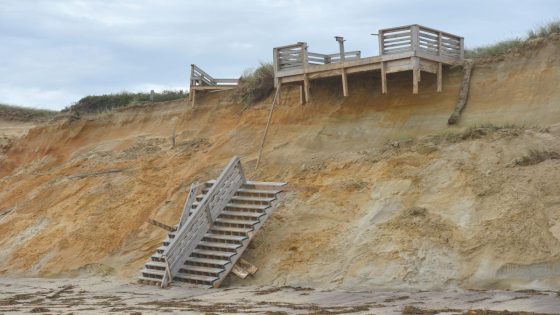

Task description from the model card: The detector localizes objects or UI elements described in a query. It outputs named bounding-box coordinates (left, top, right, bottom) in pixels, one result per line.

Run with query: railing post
left=459, top=37, right=465, bottom=60
left=273, top=47, right=279, bottom=87
left=411, top=25, right=420, bottom=54
left=438, top=32, right=442, bottom=56
left=378, top=30, right=384, bottom=55
left=335, top=36, right=345, bottom=63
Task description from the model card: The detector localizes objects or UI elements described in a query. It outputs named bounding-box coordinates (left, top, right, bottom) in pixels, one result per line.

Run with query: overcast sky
left=0, top=0, right=558, bottom=110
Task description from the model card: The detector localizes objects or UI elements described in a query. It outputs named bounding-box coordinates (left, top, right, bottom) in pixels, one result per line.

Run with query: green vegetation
left=233, top=62, right=274, bottom=105
left=0, top=103, right=57, bottom=122
left=466, top=20, right=560, bottom=58
left=68, top=90, right=187, bottom=114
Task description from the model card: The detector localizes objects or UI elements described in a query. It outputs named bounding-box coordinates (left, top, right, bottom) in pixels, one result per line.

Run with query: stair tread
left=193, top=248, right=236, bottom=257
left=199, top=241, right=241, bottom=249
left=215, top=217, right=258, bottom=226
left=237, top=188, right=282, bottom=195
left=231, top=195, right=275, bottom=202
left=211, top=226, right=252, bottom=233
left=191, top=202, right=269, bottom=210
left=145, top=261, right=166, bottom=268
left=182, top=265, right=224, bottom=274
left=138, top=275, right=163, bottom=282
left=187, top=257, right=230, bottom=266
left=176, top=273, right=218, bottom=283
left=204, top=233, right=247, bottom=242
left=221, top=210, right=265, bottom=218
left=142, top=268, right=164, bottom=276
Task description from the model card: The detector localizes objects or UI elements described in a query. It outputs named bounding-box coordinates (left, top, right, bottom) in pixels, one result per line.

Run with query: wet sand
left=0, top=277, right=559, bottom=314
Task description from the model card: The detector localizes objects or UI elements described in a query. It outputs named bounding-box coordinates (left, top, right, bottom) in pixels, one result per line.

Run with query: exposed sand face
left=1, top=39, right=560, bottom=292
left=1, top=277, right=560, bottom=314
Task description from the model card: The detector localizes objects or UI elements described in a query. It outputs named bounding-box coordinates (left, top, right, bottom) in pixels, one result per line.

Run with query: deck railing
left=160, top=156, right=246, bottom=287
left=274, top=43, right=361, bottom=72
left=190, top=64, right=239, bottom=87
left=379, top=24, right=464, bottom=60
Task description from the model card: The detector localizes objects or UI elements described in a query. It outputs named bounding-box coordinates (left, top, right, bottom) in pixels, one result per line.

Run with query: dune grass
left=0, top=103, right=57, bottom=122
left=466, top=20, right=560, bottom=58
left=232, top=62, right=274, bottom=105
left=67, top=90, right=187, bottom=114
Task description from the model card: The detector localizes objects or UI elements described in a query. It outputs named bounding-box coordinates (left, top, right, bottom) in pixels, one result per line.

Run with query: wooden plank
left=411, top=25, right=419, bottom=53
left=384, top=41, right=412, bottom=48
left=148, top=218, right=175, bottom=232
left=382, top=31, right=411, bottom=40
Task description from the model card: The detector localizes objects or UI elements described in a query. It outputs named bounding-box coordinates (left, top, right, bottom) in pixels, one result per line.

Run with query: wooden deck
left=189, top=64, right=239, bottom=107
left=273, top=24, right=464, bottom=101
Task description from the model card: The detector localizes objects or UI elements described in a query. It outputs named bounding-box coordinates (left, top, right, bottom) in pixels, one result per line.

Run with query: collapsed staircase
left=138, top=156, right=286, bottom=288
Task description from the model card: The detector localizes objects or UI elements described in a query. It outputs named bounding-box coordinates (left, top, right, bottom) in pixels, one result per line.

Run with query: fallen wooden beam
left=147, top=218, right=175, bottom=232
left=232, top=258, right=258, bottom=279
left=448, top=59, right=474, bottom=125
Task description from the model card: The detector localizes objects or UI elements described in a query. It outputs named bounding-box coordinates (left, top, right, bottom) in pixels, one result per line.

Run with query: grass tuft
left=233, top=62, right=274, bottom=105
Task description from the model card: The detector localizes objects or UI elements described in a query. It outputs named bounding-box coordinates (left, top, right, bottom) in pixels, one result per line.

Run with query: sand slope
left=1, top=37, right=560, bottom=290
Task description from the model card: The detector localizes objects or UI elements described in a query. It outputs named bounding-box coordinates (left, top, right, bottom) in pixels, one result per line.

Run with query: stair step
left=204, top=233, right=248, bottom=242
left=231, top=195, right=275, bottom=203
left=191, top=202, right=269, bottom=211
left=181, top=265, right=224, bottom=275
left=145, top=261, right=166, bottom=269
left=142, top=268, right=164, bottom=277
left=176, top=273, right=218, bottom=284
left=210, top=225, right=252, bottom=234
left=236, top=188, right=281, bottom=195
left=221, top=210, right=265, bottom=218
left=215, top=217, right=258, bottom=226
left=186, top=257, right=230, bottom=266
left=193, top=248, right=236, bottom=258
left=138, top=275, right=163, bottom=283
left=198, top=241, right=241, bottom=250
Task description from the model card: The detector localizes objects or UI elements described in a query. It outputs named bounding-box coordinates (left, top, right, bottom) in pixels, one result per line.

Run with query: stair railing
left=160, top=156, right=246, bottom=287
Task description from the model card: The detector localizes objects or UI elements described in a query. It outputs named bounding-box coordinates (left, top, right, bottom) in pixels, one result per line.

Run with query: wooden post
left=411, top=25, right=419, bottom=54
left=335, top=36, right=348, bottom=97
left=191, top=89, right=196, bottom=107
left=255, top=83, right=281, bottom=170
left=412, top=57, right=420, bottom=94
left=272, top=47, right=279, bottom=87
left=299, top=85, right=304, bottom=105
left=381, top=61, right=387, bottom=94
left=303, top=74, right=310, bottom=103
left=437, top=62, right=443, bottom=92
left=459, top=38, right=465, bottom=60
left=301, top=43, right=310, bottom=103
left=341, top=68, right=348, bottom=97
left=378, top=30, right=384, bottom=55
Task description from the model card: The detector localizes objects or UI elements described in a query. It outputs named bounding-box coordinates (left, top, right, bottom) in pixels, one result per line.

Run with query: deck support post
left=412, top=57, right=420, bottom=94
left=299, top=85, right=304, bottom=105
left=303, top=74, right=310, bottom=103
left=380, top=61, right=387, bottom=94
left=191, top=89, right=197, bottom=107
left=437, top=62, right=443, bottom=92
left=341, top=69, right=349, bottom=97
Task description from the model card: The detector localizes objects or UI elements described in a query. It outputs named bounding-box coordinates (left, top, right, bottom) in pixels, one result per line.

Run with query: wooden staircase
left=138, top=157, right=285, bottom=288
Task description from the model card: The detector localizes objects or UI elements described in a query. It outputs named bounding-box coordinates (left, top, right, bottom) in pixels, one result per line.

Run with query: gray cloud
left=0, top=0, right=558, bottom=110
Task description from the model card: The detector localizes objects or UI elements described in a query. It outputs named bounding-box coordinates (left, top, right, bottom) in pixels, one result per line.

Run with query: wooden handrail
left=160, top=156, right=246, bottom=287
